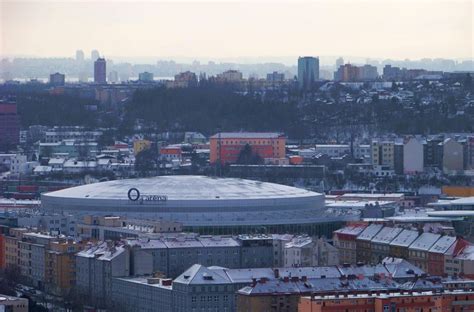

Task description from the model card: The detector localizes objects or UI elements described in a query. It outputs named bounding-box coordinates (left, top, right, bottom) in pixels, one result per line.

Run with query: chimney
left=274, top=268, right=280, bottom=278
left=251, top=278, right=257, bottom=286
left=284, top=276, right=290, bottom=283
left=147, top=278, right=160, bottom=285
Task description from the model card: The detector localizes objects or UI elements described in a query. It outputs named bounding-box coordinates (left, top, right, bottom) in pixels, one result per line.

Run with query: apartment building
left=389, top=229, right=419, bottom=260
left=372, top=140, right=395, bottom=169
left=443, top=138, right=464, bottom=173
left=403, top=137, right=424, bottom=174
left=333, top=225, right=366, bottom=264
left=45, top=239, right=81, bottom=295
left=284, top=236, right=313, bottom=267
left=299, top=290, right=474, bottom=312
left=408, top=232, right=441, bottom=272
left=444, top=238, right=471, bottom=277
left=356, top=224, right=383, bottom=264
left=75, top=242, right=130, bottom=308
left=18, top=232, right=59, bottom=289
left=427, top=235, right=457, bottom=276
left=4, top=228, right=28, bottom=269
left=76, top=215, right=182, bottom=241
left=209, top=132, right=286, bottom=164
left=370, top=227, right=402, bottom=264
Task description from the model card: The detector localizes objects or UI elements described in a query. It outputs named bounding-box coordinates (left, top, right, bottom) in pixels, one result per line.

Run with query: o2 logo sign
left=127, top=188, right=141, bottom=201
left=127, top=188, right=168, bottom=203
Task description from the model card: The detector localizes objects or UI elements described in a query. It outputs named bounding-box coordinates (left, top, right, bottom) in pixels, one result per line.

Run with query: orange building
left=4, top=228, right=27, bottom=269
left=210, top=132, right=286, bottom=164
left=299, top=291, right=474, bottom=312
left=45, top=239, right=82, bottom=295
left=159, top=145, right=182, bottom=161
left=442, top=186, right=474, bottom=197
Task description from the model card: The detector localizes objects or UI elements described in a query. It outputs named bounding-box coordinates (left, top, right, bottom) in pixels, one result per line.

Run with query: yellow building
left=372, top=140, right=395, bottom=169
left=133, top=139, right=152, bottom=155
left=46, top=240, right=81, bottom=295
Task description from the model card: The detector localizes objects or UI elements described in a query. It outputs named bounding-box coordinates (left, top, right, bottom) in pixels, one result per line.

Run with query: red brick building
left=333, top=224, right=367, bottom=264
left=159, top=145, right=182, bottom=161
left=299, top=291, right=474, bottom=312
left=427, top=236, right=456, bottom=276
left=209, top=132, right=286, bottom=164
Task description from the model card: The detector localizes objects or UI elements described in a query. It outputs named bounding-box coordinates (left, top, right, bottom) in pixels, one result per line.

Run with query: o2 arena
left=41, top=175, right=352, bottom=235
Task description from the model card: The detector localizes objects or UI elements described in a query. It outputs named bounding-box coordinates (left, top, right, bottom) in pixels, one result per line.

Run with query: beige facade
left=4, top=228, right=27, bottom=269
left=372, top=140, right=395, bottom=169
left=443, top=138, right=464, bottom=173
left=0, top=296, right=29, bottom=312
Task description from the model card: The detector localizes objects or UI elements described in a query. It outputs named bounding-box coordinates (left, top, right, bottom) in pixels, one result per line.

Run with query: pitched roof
left=371, top=227, right=403, bottom=244
left=357, top=224, right=384, bottom=241
left=429, top=236, right=456, bottom=254
left=174, top=264, right=231, bottom=285
left=389, top=229, right=419, bottom=247
left=409, top=233, right=441, bottom=251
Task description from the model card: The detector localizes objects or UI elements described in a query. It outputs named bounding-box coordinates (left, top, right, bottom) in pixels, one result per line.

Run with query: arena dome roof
left=40, top=176, right=351, bottom=232
left=43, top=175, right=319, bottom=201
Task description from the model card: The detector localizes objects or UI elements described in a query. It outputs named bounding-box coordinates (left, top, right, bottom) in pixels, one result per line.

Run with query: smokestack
left=274, top=269, right=280, bottom=278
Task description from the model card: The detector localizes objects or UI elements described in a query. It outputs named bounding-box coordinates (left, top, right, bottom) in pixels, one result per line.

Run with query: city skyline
left=1, top=0, right=472, bottom=61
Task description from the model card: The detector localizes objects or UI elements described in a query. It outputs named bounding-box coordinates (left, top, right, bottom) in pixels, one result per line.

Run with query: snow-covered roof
left=389, top=229, right=419, bottom=247
left=77, top=242, right=127, bottom=261
left=357, top=224, right=383, bottom=241
left=174, top=264, right=231, bottom=285
left=448, top=197, right=474, bottom=206
left=285, top=236, right=312, bottom=248
left=382, top=257, right=425, bottom=278
left=371, top=227, right=403, bottom=244
left=340, top=193, right=404, bottom=199
left=427, top=210, right=474, bottom=217
left=334, top=225, right=367, bottom=236
left=63, top=160, right=97, bottom=168
left=409, top=233, right=441, bottom=251
left=197, top=236, right=240, bottom=248
left=43, top=175, right=321, bottom=201
left=33, top=165, right=52, bottom=173
left=210, top=132, right=284, bottom=139
left=456, top=245, right=474, bottom=261
left=429, top=236, right=456, bottom=254
left=48, top=158, right=65, bottom=165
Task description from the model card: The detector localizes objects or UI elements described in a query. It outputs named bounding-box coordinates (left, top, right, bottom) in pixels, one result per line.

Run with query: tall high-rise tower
left=94, top=58, right=107, bottom=84
left=76, top=50, right=85, bottom=62
left=298, top=56, right=319, bottom=90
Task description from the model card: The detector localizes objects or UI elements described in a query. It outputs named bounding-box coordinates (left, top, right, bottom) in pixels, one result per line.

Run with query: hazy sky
left=1, top=0, right=473, bottom=61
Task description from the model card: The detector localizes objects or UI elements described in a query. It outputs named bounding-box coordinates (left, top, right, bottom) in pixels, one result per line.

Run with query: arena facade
left=41, top=175, right=351, bottom=235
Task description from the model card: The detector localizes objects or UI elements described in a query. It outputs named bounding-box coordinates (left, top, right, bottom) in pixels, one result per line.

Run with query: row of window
left=191, top=295, right=229, bottom=302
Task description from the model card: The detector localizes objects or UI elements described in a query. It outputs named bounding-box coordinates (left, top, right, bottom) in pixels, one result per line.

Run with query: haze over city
left=2, top=0, right=473, bottom=62
left=2, top=1, right=474, bottom=312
